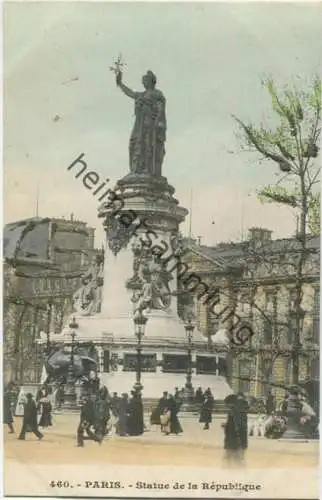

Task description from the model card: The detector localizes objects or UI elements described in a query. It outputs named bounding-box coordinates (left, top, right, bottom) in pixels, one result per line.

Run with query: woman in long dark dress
left=223, top=394, right=248, bottom=463
left=127, top=391, right=144, bottom=436
left=3, top=389, right=15, bottom=433
left=38, top=396, right=53, bottom=428
left=116, top=393, right=129, bottom=436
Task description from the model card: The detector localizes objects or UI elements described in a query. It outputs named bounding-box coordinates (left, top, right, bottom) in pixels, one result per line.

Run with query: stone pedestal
left=53, top=173, right=232, bottom=400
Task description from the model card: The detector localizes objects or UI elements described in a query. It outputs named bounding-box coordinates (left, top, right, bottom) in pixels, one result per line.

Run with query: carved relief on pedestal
left=127, top=236, right=173, bottom=315
left=72, top=250, right=104, bottom=316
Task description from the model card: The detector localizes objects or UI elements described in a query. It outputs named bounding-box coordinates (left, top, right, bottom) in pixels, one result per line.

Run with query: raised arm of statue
left=116, top=71, right=137, bottom=99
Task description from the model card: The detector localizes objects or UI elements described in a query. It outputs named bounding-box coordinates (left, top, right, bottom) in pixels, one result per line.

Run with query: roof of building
left=3, top=217, right=51, bottom=261
left=184, top=234, right=320, bottom=269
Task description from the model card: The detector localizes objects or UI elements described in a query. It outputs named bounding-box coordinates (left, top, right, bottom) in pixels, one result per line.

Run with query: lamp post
left=133, top=311, right=147, bottom=394
left=282, top=307, right=308, bottom=440
left=62, top=316, right=79, bottom=411
left=181, top=317, right=196, bottom=412
left=291, top=306, right=305, bottom=385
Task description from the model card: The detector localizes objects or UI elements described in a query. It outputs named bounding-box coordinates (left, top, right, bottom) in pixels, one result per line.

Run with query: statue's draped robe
left=130, top=89, right=166, bottom=175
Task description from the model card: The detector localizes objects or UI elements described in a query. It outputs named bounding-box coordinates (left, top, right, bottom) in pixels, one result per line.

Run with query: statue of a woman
left=116, top=70, right=166, bottom=176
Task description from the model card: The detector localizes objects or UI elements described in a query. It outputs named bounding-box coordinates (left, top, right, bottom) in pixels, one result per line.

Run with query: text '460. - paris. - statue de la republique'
left=54, top=64, right=232, bottom=401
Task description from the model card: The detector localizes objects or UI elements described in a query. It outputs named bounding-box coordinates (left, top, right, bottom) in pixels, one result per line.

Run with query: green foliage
left=308, top=192, right=321, bottom=235
left=234, top=75, right=321, bottom=236
left=258, top=185, right=299, bottom=208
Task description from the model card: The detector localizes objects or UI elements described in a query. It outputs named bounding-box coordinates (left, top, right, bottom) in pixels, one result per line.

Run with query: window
left=162, top=354, right=188, bottom=373
left=196, top=356, right=217, bottom=374
left=265, top=291, right=275, bottom=311
left=288, top=314, right=296, bottom=344
left=263, top=317, right=273, bottom=344
left=103, top=350, right=110, bottom=372
left=285, top=358, right=292, bottom=385
left=313, top=288, right=320, bottom=344
left=289, top=289, right=297, bottom=311
left=239, top=290, right=251, bottom=314
left=238, top=360, right=250, bottom=394
left=123, top=354, right=157, bottom=373
left=311, top=358, right=319, bottom=380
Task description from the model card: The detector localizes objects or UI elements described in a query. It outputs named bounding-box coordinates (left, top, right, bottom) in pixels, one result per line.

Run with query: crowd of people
left=3, top=383, right=53, bottom=441
left=3, top=379, right=318, bottom=455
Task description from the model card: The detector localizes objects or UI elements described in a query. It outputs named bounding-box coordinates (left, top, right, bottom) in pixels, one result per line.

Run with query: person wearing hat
left=94, top=388, right=110, bottom=438
left=127, top=389, right=144, bottom=436
left=199, top=388, right=214, bottom=430
left=38, top=394, right=53, bottom=428
left=222, top=393, right=248, bottom=462
left=77, top=394, right=102, bottom=447
left=116, top=393, right=129, bottom=436
left=151, top=391, right=169, bottom=432
left=18, top=393, right=43, bottom=441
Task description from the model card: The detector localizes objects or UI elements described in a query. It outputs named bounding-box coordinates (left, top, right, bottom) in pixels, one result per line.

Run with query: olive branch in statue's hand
left=109, top=54, right=126, bottom=86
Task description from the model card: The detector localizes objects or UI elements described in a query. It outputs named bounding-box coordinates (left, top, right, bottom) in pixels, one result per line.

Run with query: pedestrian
left=55, top=385, right=64, bottom=410
left=127, top=390, right=144, bottom=436
left=199, top=388, right=214, bottom=430
left=174, top=387, right=183, bottom=410
left=36, top=385, right=47, bottom=403
left=116, top=393, right=129, bottom=436
left=150, top=391, right=167, bottom=430
left=266, top=389, right=275, bottom=415
left=18, top=393, right=44, bottom=441
left=77, top=395, right=102, bottom=447
left=108, top=392, right=119, bottom=435
left=223, top=394, right=248, bottom=464
left=167, top=394, right=183, bottom=435
left=38, top=395, right=53, bottom=428
left=195, top=386, right=203, bottom=405
left=3, top=387, right=15, bottom=434
left=281, top=393, right=289, bottom=415
left=95, top=389, right=110, bottom=438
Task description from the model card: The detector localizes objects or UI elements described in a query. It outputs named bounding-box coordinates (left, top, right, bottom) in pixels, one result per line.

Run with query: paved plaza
left=4, top=413, right=318, bottom=468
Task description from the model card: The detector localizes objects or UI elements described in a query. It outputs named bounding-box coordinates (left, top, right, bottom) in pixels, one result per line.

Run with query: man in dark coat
left=150, top=391, right=168, bottom=428
left=3, top=388, right=15, bottom=433
left=18, top=393, right=44, bottom=440
left=281, top=394, right=289, bottom=415
left=195, top=387, right=204, bottom=405
left=199, top=388, right=214, bottom=430
left=95, top=390, right=110, bottom=438
left=167, top=394, right=183, bottom=435
left=127, top=390, right=144, bottom=436
left=77, top=395, right=102, bottom=447
left=266, top=389, right=275, bottom=415
left=116, top=393, right=129, bottom=436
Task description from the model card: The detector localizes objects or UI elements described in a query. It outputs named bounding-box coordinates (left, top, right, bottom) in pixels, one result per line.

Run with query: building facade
left=3, top=216, right=97, bottom=384
left=182, top=227, right=320, bottom=403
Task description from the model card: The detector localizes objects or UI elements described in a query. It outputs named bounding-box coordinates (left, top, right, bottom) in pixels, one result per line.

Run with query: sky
left=3, top=1, right=322, bottom=247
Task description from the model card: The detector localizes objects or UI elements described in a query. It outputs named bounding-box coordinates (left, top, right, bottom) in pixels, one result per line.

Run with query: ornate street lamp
left=62, top=316, right=79, bottom=411
left=290, top=305, right=305, bottom=384
left=181, top=316, right=196, bottom=412
left=133, top=311, right=147, bottom=394
left=282, top=307, right=308, bottom=440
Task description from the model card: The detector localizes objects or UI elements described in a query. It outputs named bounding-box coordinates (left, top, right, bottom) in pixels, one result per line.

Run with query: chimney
left=248, top=227, right=272, bottom=247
